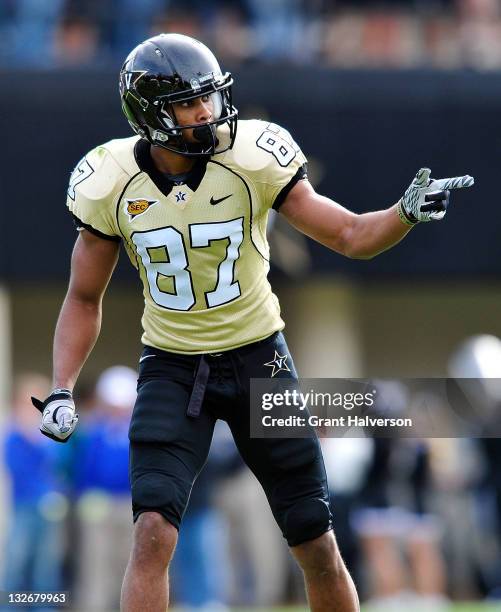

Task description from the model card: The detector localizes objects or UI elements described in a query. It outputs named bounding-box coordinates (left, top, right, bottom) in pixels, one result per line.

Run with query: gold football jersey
left=67, top=119, right=307, bottom=353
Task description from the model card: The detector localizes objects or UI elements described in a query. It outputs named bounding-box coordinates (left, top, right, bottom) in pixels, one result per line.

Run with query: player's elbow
left=337, top=225, right=378, bottom=260
left=65, top=284, right=103, bottom=312
left=344, top=248, right=377, bottom=260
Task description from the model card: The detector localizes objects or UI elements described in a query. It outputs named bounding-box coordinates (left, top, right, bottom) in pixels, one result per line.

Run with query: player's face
left=171, top=94, right=215, bottom=143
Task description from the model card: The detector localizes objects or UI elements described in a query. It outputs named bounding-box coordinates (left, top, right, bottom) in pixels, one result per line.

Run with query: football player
left=32, top=34, right=473, bottom=612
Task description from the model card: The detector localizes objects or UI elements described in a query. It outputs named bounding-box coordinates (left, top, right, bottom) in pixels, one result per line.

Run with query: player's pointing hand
left=398, top=167, right=474, bottom=225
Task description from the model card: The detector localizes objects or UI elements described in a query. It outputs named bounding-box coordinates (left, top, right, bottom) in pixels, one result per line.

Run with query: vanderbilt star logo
left=264, top=351, right=291, bottom=377
left=175, top=191, right=187, bottom=203
left=210, top=194, right=232, bottom=206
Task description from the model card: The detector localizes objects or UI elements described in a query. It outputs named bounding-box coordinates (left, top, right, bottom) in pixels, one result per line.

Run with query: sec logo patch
left=126, top=198, right=158, bottom=221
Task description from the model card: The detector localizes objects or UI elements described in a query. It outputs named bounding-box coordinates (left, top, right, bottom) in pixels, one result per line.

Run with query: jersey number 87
left=132, top=218, right=244, bottom=311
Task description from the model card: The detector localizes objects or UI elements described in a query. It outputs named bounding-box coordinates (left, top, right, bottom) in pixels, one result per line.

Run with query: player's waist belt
left=187, top=336, right=273, bottom=418
left=186, top=356, right=210, bottom=418
left=143, top=332, right=280, bottom=418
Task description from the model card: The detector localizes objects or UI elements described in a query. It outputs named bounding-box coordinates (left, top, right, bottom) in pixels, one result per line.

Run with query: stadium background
left=1, top=0, right=501, bottom=610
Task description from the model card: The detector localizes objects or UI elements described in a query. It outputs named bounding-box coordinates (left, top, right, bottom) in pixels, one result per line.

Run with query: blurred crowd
left=1, top=337, right=501, bottom=610
left=1, top=0, right=501, bottom=70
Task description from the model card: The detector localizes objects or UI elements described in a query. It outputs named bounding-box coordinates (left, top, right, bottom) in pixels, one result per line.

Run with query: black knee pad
left=283, top=498, right=333, bottom=547
left=131, top=472, right=188, bottom=530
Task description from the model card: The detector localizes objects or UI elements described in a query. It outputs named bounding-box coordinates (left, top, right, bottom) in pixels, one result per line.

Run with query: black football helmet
left=119, top=33, right=238, bottom=156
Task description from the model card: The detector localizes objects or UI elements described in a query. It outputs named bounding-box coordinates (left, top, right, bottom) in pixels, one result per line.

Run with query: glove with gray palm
left=31, top=388, right=79, bottom=443
left=398, top=168, right=474, bottom=225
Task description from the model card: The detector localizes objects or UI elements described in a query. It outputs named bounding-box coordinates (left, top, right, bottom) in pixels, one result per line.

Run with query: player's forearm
left=52, top=292, right=102, bottom=390
left=344, top=203, right=413, bottom=259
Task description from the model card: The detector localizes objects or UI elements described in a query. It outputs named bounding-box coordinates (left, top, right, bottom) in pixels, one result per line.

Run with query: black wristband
left=397, top=199, right=419, bottom=226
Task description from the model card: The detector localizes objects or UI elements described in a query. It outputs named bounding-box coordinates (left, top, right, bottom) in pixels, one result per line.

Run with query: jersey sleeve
left=236, top=121, right=308, bottom=213
left=66, top=145, right=123, bottom=242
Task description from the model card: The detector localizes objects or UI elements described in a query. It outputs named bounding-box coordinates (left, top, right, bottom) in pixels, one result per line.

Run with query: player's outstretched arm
left=280, top=169, right=474, bottom=260
left=32, top=230, right=119, bottom=442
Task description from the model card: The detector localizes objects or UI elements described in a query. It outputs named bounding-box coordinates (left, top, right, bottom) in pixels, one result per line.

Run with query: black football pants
left=129, top=332, right=332, bottom=547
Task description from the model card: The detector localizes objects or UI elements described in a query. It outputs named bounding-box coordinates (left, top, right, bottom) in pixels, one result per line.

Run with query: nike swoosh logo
left=139, top=354, right=156, bottom=363
left=210, top=194, right=232, bottom=206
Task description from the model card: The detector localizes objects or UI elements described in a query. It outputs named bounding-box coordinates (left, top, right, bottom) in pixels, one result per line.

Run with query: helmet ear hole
left=161, top=109, right=175, bottom=129
left=160, top=104, right=180, bottom=135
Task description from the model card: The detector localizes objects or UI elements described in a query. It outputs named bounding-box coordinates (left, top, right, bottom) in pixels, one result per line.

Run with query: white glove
left=398, top=168, right=474, bottom=225
left=31, top=388, right=79, bottom=443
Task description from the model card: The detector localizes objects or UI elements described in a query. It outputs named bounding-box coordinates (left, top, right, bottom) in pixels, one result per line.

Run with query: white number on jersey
left=256, top=123, right=298, bottom=167
left=132, top=218, right=244, bottom=311
left=68, top=157, right=94, bottom=201
left=190, top=218, right=243, bottom=307
left=132, top=227, right=195, bottom=311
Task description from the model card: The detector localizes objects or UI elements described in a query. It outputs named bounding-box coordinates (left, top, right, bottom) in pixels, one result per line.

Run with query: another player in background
left=32, top=33, right=473, bottom=612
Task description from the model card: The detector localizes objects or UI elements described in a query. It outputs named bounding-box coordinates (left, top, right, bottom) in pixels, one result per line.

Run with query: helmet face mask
left=119, top=34, right=238, bottom=156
